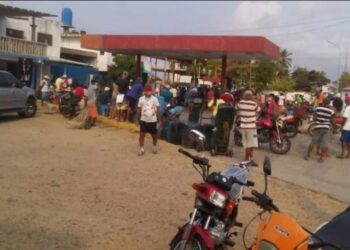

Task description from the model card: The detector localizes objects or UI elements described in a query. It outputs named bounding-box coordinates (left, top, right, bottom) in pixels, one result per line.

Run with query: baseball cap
left=144, top=84, right=152, bottom=92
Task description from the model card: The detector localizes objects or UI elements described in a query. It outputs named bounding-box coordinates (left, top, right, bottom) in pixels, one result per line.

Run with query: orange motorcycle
left=241, top=156, right=350, bottom=250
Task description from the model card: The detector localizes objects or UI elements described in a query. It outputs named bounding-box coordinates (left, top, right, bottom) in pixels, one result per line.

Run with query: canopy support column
left=136, top=54, right=141, bottom=78
left=221, top=55, right=227, bottom=90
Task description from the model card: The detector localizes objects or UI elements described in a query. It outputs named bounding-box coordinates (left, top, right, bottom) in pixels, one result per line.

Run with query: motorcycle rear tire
left=270, top=136, right=291, bottom=155
left=170, top=235, right=207, bottom=250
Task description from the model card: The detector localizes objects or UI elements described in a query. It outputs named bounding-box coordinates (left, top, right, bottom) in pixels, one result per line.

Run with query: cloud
left=231, top=1, right=282, bottom=31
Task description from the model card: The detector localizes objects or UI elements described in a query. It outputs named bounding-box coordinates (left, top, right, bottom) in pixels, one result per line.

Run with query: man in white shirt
left=337, top=96, right=350, bottom=159
left=137, top=84, right=160, bottom=156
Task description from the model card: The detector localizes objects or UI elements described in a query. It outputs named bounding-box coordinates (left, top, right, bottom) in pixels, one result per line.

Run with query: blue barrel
left=62, top=8, right=73, bottom=27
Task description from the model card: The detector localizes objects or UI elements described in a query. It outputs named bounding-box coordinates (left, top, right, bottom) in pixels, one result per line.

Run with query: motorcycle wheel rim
left=173, top=239, right=204, bottom=250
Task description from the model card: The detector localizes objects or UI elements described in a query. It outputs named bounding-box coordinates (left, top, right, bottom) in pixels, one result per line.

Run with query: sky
left=5, top=1, right=350, bottom=81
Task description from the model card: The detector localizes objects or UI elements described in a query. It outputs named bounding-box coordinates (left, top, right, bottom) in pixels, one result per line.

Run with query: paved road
left=179, top=109, right=350, bottom=203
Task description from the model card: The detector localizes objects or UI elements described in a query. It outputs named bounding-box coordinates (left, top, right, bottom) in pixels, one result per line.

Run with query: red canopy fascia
left=81, top=35, right=280, bottom=61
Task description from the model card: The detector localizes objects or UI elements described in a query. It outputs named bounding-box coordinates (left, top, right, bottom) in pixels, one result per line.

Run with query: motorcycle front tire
left=284, top=124, right=298, bottom=138
left=270, top=136, right=291, bottom=155
left=170, top=235, right=207, bottom=250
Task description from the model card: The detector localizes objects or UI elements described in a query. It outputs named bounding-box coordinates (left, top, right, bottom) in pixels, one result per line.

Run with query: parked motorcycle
left=234, top=116, right=292, bottom=155
left=59, top=91, right=81, bottom=119
left=241, top=156, right=350, bottom=250
left=170, top=137, right=256, bottom=249
left=279, top=112, right=300, bottom=138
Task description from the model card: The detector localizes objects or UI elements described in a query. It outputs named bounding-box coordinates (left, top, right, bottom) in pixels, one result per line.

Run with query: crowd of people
left=38, top=72, right=350, bottom=162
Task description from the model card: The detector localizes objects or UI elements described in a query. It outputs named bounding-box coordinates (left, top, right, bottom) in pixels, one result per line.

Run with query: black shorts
left=140, top=121, right=157, bottom=135
left=128, top=96, right=138, bottom=111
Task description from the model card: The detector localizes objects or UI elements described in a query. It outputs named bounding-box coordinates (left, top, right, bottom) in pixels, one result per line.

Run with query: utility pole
left=345, top=46, right=348, bottom=72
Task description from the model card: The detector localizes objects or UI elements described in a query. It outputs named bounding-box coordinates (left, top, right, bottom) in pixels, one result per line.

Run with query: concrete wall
left=0, top=16, right=61, bottom=58
left=61, top=35, right=113, bottom=71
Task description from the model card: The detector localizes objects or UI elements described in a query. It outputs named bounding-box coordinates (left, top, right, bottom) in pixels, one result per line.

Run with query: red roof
left=81, top=35, right=280, bottom=61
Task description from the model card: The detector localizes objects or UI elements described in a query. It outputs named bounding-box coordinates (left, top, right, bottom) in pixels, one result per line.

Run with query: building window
left=6, top=28, right=24, bottom=39
left=37, top=33, right=53, bottom=46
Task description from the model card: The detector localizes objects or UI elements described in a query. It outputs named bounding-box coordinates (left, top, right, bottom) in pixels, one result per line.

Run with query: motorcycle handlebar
left=246, top=180, right=255, bottom=187
left=242, top=196, right=256, bottom=202
left=178, top=148, right=195, bottom=160
left=178, top=148, right=211, bottom=167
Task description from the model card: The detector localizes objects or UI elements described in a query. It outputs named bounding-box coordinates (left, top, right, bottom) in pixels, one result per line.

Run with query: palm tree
left=186, top=59, right=204, bottom=82
left=278, top=49, right=292, bottom=77
left=206, top=59, right=222, bottom=77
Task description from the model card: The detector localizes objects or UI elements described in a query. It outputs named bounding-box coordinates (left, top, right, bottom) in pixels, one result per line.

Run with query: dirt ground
left=0, top=109, right=347, bottom=250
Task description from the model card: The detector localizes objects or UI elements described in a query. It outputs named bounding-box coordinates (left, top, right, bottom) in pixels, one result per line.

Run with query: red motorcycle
left=234, top=115, right=292, bottom=155
left=170, top=147, right=255, bottom=250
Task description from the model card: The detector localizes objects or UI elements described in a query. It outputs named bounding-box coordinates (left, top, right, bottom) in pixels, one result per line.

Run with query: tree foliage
left=107, top=54, right=136, bottom=81
left=206, top=59, right=222, bottom=77
left=291, top=67, right=329, bottom=91
left=254, top=58, right=278, bottom=85
left=277, top=49, right=292, bottom=78
left=339, top=71, right=350, bottom=89
left=268, top=77, right=296, bottom=92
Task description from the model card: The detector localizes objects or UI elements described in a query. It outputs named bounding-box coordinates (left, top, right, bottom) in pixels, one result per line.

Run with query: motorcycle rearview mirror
left=263, top=156, right=271, bottom=194
left=263, top=156, right=271, bottom=176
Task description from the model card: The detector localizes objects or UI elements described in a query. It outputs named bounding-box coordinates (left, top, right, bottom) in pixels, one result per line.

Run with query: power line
left=269, top=18, right=350, bottom=38
left=206, top=15, right=350, bottom=34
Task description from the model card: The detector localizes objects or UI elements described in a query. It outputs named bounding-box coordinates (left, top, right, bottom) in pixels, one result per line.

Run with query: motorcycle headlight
left=209, top=191, right=226, bottom=208
left=258, top=241, right=278, bottom=250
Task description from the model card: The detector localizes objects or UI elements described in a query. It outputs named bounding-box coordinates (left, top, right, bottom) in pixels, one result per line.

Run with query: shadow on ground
left=0, top=222, right=85, bottom=250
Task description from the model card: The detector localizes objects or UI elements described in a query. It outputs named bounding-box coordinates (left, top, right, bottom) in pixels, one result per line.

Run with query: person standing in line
left=40, top=75, right=50, bottom=106
left=126, top=77, right=144, bottom=122
left=235, top=90, right=260, bottom=166
left=304, top=99, right=335, bottom=162
left=115, top=71, right=130, bottom=122
left=85, top=79, right=99, bottom=127
left=137, top=84, right=161, bottom=156
left=337, top=96, right=350, bottom=159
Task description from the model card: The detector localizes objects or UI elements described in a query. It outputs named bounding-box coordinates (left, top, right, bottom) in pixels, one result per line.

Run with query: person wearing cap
left=233, top=90, right=261, bottom=166
left=84, top=79, right=99, bottom=126
left=304, top=99, right=335, bottom=162
left=137, top=84, right=161, bottom=156
left=40, top=75, right=50, bottom=105
left=337, top=95, right=350, bottom=159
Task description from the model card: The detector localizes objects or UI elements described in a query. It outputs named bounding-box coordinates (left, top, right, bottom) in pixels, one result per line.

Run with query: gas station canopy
left=81, top=35, right=280, bottom=61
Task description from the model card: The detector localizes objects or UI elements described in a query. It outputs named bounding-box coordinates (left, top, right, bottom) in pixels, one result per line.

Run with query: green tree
left=308, top=70, right=329, bottom=87
left=292, top=67, right=310, bottom=91
left=254, top=58, right=278, bottom=86
left=206, top=59, right=222, bottom=77
left=226, top=59, right=251, bottom=85
left=107, top=54, right=136, bottom=81
left=268, top=77, right=296, bottom=92
left=278, top=49, right=292, bottom=78
left=186, top=59, right=204, bottom=82
left=339, top=71, right=350, bottom=89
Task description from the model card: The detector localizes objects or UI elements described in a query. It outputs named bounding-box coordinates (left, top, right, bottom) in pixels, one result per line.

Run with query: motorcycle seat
left=313, top=206, right=350, bottom=248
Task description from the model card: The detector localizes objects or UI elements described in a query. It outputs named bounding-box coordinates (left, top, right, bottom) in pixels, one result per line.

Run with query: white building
left=0, top=3, right=113, bottom=89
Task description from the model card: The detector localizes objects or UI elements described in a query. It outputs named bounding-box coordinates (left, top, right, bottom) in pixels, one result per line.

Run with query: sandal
left=304, top=156, right=309, bottom=161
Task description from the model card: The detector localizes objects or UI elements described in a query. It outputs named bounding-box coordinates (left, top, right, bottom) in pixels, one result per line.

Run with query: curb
left=97, top=116, right=140, bottom=133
